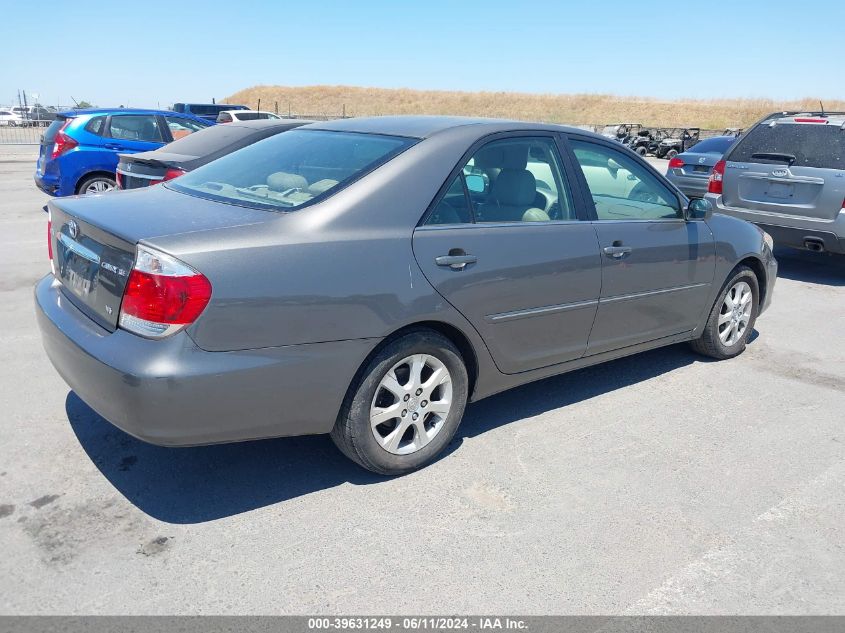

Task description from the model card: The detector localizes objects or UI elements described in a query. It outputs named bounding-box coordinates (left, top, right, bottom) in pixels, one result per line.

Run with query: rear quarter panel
left=149, top=129, right=492, bottom=355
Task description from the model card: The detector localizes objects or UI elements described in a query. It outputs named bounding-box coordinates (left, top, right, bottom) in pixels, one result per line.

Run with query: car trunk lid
left=48, top=185, right=275, bottom=331
left=38, top=116, right=69, bottom=175
left=722, top=162, right=844, bottom=221
left=676, top=152, right=721, bottom=177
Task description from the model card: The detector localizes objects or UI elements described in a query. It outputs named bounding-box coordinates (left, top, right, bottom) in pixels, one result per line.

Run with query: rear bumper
left=35, top=275, right=379, bottom=446
left=706, top=195, right=845, bottom=254
left=34, top=172, right=61, bottom=196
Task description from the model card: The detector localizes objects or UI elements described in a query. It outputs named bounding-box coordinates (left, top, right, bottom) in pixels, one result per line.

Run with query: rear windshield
left=156, top=123, right=257, bottom=156
left=169, top=129, right=415, bottom=211
left=688, top=136, right=734, bottom=155
left=728, top=123, right=845, bottom=169
left=42, top=117, right=68, bottom=143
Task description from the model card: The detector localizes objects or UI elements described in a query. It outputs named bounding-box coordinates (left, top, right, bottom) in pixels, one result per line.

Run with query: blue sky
left=1, top=0, right=843, bottom=108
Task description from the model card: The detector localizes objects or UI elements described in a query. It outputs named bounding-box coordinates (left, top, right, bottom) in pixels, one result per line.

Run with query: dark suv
left=706, top=112, right=845, bottom=254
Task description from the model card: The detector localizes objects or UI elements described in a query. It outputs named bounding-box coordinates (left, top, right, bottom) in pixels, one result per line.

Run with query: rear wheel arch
left=75, top=171, right=117, bottom=194
left=346, top=321, right=479, bottom=409
left=737, top=255, right=767, bottom=307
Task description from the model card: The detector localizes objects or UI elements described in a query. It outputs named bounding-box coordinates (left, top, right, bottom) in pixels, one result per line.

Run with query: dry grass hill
left=226, top=85, right=845, bottom=130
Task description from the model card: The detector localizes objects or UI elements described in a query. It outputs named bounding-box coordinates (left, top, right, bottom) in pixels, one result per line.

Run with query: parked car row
left=34, top=108, right=213, bottom=196
left=0, top=104, right=57, bottom=126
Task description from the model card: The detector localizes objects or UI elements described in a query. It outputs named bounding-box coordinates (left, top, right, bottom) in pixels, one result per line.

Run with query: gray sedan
left=36, top=116, right=777, bottom=475
left=665, top=135, right=737, bottom=198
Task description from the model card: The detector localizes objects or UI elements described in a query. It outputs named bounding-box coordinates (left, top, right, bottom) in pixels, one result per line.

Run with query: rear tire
left=691, top=266, right=759, bottom=360
left=666, top=149, right=679, bottom=160
left=77, top=175, right=116, bottom=195
left=636, top=146, right=647, bottom=156
left=331, top=329, right=469, bottom=476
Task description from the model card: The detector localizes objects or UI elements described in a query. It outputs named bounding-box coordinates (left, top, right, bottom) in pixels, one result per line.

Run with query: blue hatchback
left=34, top=108, right=211, bottom=197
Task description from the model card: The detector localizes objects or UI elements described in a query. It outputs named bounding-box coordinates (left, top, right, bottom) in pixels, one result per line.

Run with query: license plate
left=693, top=165, right=709, bottom=173
left=767, top=182, right=794, bottom=199
left=62, top=252, right=96, bottom=297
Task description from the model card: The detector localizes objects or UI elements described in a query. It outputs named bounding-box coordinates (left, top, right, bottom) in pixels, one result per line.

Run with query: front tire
left=691, top=266, right=759, bottom=359
left=331, top=329, right=469, bottom=475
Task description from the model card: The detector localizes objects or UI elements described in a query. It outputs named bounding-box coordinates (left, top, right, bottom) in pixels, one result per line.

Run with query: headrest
left=491, top=170, right=536, bottom=206
left=474, top=144, right=528, bottom=170
left=522, top=207, right=550, bottom=222
left=267, top=171, right=308, bottom=191
left=307, top=179, right=339, bottom=195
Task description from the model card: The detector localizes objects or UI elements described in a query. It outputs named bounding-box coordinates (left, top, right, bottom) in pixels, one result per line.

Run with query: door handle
left=603, top=245, right=632, bottom=259
left=105, top=143, right=124, bottom=150
left=435, top=254, right=477, bottom=270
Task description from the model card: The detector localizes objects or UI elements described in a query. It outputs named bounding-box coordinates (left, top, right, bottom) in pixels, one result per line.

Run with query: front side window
left=165, top=116, right=207, bottom=140
left=571, top=140, right=681, bottom=220
left=108, top=115, right=164, bottom=142
left=426, top=137, right=574, bottom=225
left=170, top=129, right=415, bottom=212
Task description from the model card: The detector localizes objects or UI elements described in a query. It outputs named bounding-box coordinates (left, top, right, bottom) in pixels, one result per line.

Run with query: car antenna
left=819, top=100, right=825, bottom=116
left=70, top=96, right=80, bottom=108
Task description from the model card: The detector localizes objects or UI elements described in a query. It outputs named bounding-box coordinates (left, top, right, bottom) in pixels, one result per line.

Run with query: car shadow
left=67, top=342, right=715, bottom=525
left=773, top=246, right=845, bottom=287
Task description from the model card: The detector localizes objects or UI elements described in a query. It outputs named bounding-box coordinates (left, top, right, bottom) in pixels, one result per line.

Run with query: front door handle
left=435, top=254, right=477, bottom=270
left=603, top=245, right=633, bottom=259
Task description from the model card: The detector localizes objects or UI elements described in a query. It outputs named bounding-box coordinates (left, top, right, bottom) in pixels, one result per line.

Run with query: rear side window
left=217, top=112, right=233, bottom=123
left=234, top=112, right=261, bottom=121
left=85, top=116, right=106, bottom=136
left=729, top=123, right=845, bottom=169
left=108, top=115, right=164, bottom=142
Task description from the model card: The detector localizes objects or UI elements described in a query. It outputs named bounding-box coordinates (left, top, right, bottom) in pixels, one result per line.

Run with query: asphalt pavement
left=1, top=149, right=843, bottom=614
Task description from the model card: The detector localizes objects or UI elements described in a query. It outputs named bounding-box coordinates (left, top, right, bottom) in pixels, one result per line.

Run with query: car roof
left=58, top=107, right=193, bottom=117
left=226, top=119, right=312, bottom=130
left=304, top=115, right=593, bottom=139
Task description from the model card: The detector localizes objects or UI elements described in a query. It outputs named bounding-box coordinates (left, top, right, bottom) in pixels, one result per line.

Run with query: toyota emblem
left=68, top=219, right=79, bottom=239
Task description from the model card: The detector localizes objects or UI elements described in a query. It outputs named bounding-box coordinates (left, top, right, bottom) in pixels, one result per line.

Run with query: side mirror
left=686, top=197, right=713, bottom=221
left=465, top=174, right=486, bottom=194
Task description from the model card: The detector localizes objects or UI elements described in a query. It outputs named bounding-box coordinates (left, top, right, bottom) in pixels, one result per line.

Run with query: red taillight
left=47, top=219, right=52, bottom=260
left=50, top=120, right=78, bottom=159
left=668, top=157, right=685, bottom=169
left=162, top=167, right=186, bottom=181
left=118, top=245, right=212, bottom=338
left=115, top=171, right=123, bottom=189
left=708, top=160, right=726, bottom=194
left=794, top=117, right=827, bottom=123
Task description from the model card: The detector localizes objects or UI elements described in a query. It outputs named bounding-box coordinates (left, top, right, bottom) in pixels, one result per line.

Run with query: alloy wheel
left=370, top=354, right=453, bottom=455
left=85, top=180, right=115, bottom=194
left=718, top=280, right=753, bottom=346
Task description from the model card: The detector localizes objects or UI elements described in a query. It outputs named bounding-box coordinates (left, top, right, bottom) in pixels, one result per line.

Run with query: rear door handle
left=435, top=254, right=477, bottom=270
left=603, top=246, right=632, bottom=259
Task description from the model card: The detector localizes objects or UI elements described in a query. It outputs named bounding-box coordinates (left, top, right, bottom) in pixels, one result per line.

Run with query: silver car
left=36, top=116, right=777, bottom=475
left=665, top=135, right=737, bottom=199
left=706, top=111, right=845, bottom=254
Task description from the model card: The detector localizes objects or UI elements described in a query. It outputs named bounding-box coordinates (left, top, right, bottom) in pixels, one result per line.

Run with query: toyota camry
left=35, top=116, right=777, bottom=475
